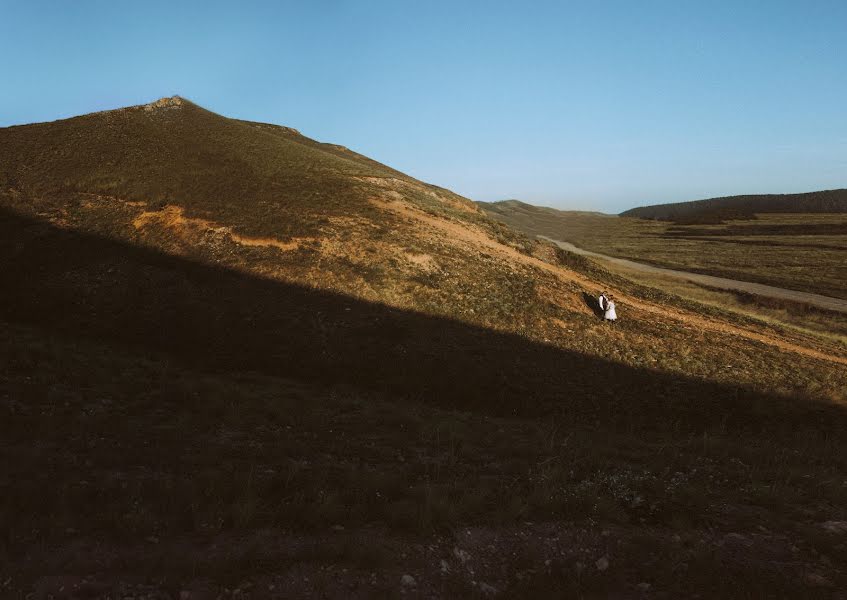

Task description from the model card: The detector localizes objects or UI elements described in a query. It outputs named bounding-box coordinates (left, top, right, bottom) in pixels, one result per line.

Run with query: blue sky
left=1, top=0, right=845, bottom=213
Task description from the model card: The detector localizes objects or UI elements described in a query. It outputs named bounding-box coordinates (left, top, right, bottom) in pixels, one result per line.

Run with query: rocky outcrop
left=142, top=96, right=185, bottom=111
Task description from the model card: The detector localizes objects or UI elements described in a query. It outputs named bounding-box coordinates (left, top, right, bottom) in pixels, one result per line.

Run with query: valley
left=481, top=201, right=847, bottom=301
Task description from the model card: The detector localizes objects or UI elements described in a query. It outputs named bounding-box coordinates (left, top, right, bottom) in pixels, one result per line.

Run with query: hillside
left=620, top=188, right=847, bottom=223
left=0, top=95, right=479, bottom=239
left=3, top=98, right=847, bottom=597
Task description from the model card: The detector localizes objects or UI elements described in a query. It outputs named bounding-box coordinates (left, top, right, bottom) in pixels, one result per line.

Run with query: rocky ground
left=6, top=519, right=847, bottom=598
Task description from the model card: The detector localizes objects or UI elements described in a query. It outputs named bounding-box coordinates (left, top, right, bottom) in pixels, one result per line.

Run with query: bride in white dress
left=604, top=296, right=617, bottom=322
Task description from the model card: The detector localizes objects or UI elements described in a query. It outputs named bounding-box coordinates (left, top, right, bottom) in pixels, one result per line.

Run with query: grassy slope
left=3, top=311, right=847, bottom=597
left=481, top=200, right=847, bottom=300
left=2, top=99, right=847, bottom=596
left=0, top=97, right=396, bottom=239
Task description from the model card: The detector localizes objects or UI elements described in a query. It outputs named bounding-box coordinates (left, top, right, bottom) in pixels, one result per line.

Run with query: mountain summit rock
left=142, top=95, right=187, bottom=111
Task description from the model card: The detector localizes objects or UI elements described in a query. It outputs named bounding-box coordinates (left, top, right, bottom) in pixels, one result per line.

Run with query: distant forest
left=621, top=189, right=847, bottom=223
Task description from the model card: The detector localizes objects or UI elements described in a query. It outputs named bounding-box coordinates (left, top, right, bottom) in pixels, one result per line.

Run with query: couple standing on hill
left=598, top=292, right=617, bottom=322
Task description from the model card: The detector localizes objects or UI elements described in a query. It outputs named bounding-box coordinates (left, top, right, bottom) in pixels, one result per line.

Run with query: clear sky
left=1, top=0, right=845, bottom=213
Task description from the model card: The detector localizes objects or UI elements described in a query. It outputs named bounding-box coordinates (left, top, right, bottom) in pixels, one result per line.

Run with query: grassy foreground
left=3, top=307, right=847, bottom=598
left=2, top=213, right=847, bottom=598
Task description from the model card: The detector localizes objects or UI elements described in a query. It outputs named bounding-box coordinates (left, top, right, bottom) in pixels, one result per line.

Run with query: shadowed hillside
left=3, top=207, right=847, bottom=596
left=3, top=99, right=847, bottom=597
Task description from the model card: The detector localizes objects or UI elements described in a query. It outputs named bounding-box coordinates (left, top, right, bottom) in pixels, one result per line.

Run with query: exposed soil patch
left=133, top=204, right=312, bottom=252
left=405, top=251, right=437, bottom=270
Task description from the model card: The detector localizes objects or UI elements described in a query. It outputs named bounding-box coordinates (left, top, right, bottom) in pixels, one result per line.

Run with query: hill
left=620, top=188, right=847, bottom=223
left=3, top=98, right=847, bottom=596
left=0, top=95, right=478, bottom=239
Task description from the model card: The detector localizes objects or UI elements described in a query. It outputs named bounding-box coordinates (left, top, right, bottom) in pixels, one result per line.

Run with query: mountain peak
left=142, top=95, right=187, bottom=111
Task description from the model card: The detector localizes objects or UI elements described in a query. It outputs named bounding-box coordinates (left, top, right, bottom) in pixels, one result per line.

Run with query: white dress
left=604, top=301, right=617, bottom=321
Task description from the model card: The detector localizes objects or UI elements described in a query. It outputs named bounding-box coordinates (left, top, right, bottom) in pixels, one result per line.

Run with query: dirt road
left=539, top=236, right=847, bottom=314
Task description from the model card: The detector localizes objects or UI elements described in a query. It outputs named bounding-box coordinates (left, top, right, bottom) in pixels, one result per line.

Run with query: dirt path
left=539, top=236, right=847, bottom=314
left=373, top=198, right=847, bottom=366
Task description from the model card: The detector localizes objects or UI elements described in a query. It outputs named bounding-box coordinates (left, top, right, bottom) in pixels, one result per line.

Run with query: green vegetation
left=482, top=200, right=847, bottom=300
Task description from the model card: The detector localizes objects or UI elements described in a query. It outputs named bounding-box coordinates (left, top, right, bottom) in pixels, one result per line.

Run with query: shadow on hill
left=0, top=206, right=844, bottom=439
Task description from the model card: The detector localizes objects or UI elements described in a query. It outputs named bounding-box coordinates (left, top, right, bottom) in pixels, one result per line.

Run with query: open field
left=481, top=201, right=847, bottom=300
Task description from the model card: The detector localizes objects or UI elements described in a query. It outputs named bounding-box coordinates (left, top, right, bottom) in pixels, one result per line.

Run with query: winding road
left=538, top=236, right=847, bottom=314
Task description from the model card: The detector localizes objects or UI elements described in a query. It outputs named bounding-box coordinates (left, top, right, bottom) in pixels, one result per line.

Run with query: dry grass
left=3, top=294, right=847, bottom=595
left=595, top=258, right=847, bottom=346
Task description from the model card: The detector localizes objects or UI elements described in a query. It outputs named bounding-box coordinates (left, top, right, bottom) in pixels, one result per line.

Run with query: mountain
left=3, top=98, right=847, bottom=596
left=0, top=95, right=477, bottom=247
left=0, top=95, right=526, bottom=325
left=620, top=188, right=847, bottom=223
